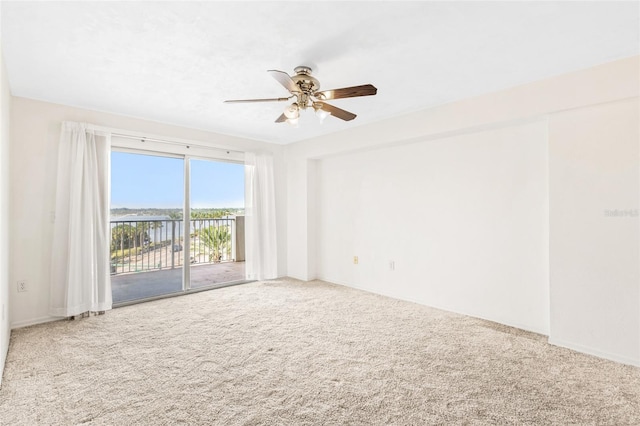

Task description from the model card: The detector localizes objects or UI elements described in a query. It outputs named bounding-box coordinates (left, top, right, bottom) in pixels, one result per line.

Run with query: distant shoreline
left=111, top=207, right=244, bottom=217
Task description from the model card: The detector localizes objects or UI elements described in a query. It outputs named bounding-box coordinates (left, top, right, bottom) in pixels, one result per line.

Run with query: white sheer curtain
left=50, top=122, right=112, bottom=317
left=244, top=152, right=278, bottom=280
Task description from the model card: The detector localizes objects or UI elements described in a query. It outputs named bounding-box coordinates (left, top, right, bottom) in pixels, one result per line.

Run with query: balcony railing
left=110, top=217, right=240, bottom=275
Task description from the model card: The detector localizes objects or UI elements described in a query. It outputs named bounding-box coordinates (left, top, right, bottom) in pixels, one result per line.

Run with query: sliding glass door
left=189, top=159, right=245, bottom=289
left=109, top=150, right=245, bottom=304
left=110, top=151, right=185, bottom=303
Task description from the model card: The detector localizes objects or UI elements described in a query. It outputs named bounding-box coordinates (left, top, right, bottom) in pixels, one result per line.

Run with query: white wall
left=549, top=98, right=639, bottom=365
left=9, top=97, right=287, bottom=328
left=285, top=157, right=310, bottom=280
left=286, top=56, right=640, bottom=365
left=0, top=10, right=12, bottom=385
left=317, top=120, right=549, bottom=333
left=285, top=157, right=318, bottom=282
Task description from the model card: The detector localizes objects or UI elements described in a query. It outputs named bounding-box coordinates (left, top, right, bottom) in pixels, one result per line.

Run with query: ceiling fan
left=224, top=66, right=377, bottom=125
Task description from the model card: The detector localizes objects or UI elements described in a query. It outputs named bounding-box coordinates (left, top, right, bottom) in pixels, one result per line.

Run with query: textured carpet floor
left=1, top=278, right=639, bottom=425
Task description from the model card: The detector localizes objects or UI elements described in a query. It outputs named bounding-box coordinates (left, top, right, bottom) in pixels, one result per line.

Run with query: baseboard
left=548, top=337, right=640, bottom=367
left=0, top=330, right=8, bottom=388
left=11, top=315, right=61, bottom=329
left=285, top=273, right=316, bottom=282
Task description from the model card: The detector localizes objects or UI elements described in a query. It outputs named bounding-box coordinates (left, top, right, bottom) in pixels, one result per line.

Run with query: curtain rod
left=111, top=132, right=244, bottom=155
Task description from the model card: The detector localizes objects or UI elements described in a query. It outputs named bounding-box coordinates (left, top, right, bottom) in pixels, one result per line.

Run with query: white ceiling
left=2, top=1, right=638, bottom=145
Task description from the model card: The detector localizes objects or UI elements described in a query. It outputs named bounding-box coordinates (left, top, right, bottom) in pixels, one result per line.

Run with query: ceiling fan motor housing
left=292, top=66, right=319, bottom=109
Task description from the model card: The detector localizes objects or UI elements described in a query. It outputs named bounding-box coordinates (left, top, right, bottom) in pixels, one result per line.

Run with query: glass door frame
left=183, top=156, right=191, bottom=291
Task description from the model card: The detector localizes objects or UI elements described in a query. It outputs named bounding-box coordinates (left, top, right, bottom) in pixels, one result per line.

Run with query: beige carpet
left=1, top=278, right=639, bottom=425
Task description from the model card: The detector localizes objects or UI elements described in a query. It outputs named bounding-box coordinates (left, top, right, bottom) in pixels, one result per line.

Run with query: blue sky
left=111, top=152, right=244, bottom=208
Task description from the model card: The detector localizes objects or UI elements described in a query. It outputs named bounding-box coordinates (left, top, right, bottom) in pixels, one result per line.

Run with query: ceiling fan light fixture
left=315, top=107, right=331, bottom=123
left=284, top=103, right=300, bottom=119
left=286, top=117, right=299, bottom=127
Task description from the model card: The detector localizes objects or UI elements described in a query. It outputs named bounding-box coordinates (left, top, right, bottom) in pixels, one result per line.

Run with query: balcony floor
left=111, top=261, right=246, bottom=304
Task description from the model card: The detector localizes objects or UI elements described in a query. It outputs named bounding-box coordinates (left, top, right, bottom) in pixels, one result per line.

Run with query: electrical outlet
left=17, top=280, right=27, bottom=292
left=389, top=260, right=395, bottom=271
left=353, top=256, right=359, bottom=265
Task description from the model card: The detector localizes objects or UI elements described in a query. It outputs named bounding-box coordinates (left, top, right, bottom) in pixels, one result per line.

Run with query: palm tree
left=200, top=225, right=231, bottom=262
left=190, top=211, right=206, bottom=237
left=111, top=224, right=134, bottom=256
left=137, top=222, right=151, bottom=246
left=131, top=222, right=150, bottom=260
left=151, top=221, right=163, bottom=249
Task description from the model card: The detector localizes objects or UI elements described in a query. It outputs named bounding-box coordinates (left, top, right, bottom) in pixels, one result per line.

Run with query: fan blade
left=314, top=84, right=377, bottom=100
left=224, top=97, right=290, bottom=103
left=268, top=70, right=299, bottom=93
left=319, top=102, right=357, bottom=121
left=275, top=113, right=287, bottom=123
